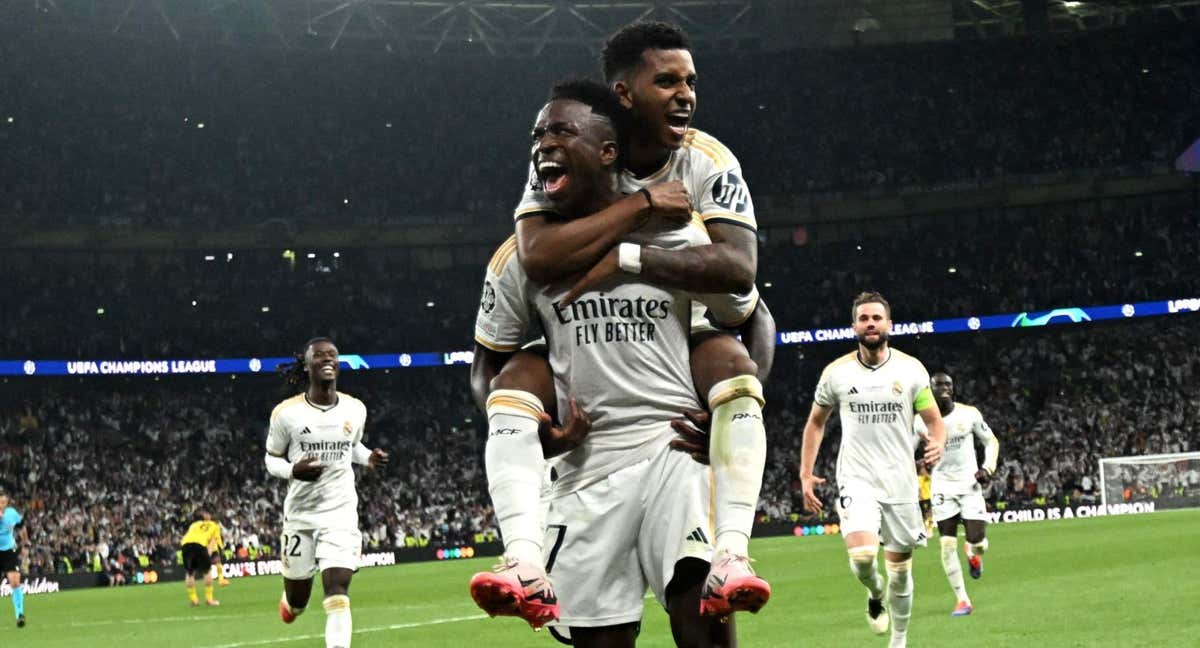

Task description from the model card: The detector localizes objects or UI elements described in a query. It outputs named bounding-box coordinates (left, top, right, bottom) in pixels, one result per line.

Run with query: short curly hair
left=601, top=21, right=691, bottom=84
left=549, top=77, right=631, bottom=147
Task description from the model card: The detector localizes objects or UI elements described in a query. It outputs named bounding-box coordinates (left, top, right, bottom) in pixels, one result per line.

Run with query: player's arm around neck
left=515, top=194, right=652, bottom=284
left=639, top=220, right=757, bottom=294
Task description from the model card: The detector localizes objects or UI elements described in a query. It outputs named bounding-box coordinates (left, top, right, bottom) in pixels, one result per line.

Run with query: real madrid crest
left=343, top=420, right=353, bottom=436
left=891, top=381, right=902, bottom=396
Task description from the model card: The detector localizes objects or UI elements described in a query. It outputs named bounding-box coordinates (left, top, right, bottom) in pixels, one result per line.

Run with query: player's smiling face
left=306, top=341, right=340, bottom=384
left=931, top=373, right=954, bottom=407
left=614, top=48, right=696, bottom=151
left=531, top=99, right=618, bottom=215
left=853, top=302, right=892, bottom=350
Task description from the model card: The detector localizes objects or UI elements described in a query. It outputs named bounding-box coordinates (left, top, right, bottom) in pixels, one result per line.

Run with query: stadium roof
left=1, top=0, right=1197, bottom=54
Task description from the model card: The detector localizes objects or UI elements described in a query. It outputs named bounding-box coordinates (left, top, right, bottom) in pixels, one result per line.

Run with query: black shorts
left=181, top=543, right=212, bottom=576
left=0, top=549, right=17, bottom=573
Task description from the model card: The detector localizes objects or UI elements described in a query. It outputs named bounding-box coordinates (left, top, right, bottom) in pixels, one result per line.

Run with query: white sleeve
left=265, top=453, right=292, bottom=480
left=813, top=367, right=837, bottom=408
left=474, top=241, right=532, bottom=352
left=973, top=411, right=1000, bottom=474
left=689, top=135, right=756, bottom=231
left=266, top=411, right=290, bottom=457
left=910, top=359, right=933, bottom=409
left=351, top=402, right=371, bottom=464
left=352, top=443, right=372, bottom=465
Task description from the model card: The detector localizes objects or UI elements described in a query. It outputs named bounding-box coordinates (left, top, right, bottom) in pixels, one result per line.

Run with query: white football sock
left=968, top=537, right=989, bottom=556
left=886, top=559, right=913, bottom=648
left=708, top=376, right=766, bottom=557
left=485, top=390, right=546, bottom=565
left=323, top=595, right=352, bottom=648
left=940, top=536, right=969, bottom=603
left=848, top=545, right=885, bottom=600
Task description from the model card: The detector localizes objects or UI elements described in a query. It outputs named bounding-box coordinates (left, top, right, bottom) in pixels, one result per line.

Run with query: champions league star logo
left=23, top=360, right=36, bottom=375
left=1122, top=304, right=1135, bottom=318
left=480, top=281, right=497, bottom=314
left=968, top=317, right=981, bottom=331
left=249, top=358, right=262, bottom=372
left=399, top=354, right=412, bottom=368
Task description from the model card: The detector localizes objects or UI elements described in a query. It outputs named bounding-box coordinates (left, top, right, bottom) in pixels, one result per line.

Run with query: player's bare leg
left=883, top=549, right=914, bottom=648
left=667, top=557, right=737, bottom=647
left=185, top=572, right=200, bottom=607
left=938, top=515, right=972, bottom=616
left=322, top=568, right=355, bottom=648
left=570, top=621, right=640, bottom=648
left=963, top=519, right=988, bottom=580
left=845, top=532, right=889, bottom=635
left=280, top=576, right=313, bottom=624
left=470, top=351, right=560, bottom=628
left=203, top=569, right=219, bottom=606
left=689, top=334, right=770, bottom=617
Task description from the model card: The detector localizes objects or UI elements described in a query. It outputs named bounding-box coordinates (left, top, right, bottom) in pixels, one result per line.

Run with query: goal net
left=1099, top=452, right=1200, bottom=510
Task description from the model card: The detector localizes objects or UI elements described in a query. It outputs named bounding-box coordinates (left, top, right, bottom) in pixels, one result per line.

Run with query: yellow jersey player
left=180, top=509, right=224, bottom=607
left=914, top=372, right=1000, bottom=617
left=801, top=292, right=947, bottom=648
left=264, top=337, right=388, bottom=648
left=917, top=463, right=934, bottom=536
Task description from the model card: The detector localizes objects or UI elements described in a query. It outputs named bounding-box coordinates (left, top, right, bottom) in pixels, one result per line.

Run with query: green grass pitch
left=6, top=510, right=1197, bottom=647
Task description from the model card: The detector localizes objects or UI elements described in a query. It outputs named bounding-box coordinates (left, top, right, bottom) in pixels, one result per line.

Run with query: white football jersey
left=915, top=402, right=999, bottom=495
left=814, top=348, right=935, bottom=503
left=266, top=392, right=367, bottom=530
left=476, top=220, right=719, bottom=496
left=513, top=128, right=759, bottom=327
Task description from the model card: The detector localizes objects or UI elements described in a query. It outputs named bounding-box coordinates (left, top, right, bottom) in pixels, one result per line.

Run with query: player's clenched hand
left=801, top=473, right=826, bottom=513
left=539, top=398, right=591, bottom=457
left=559, top=248, right=621, bottom=305
left=367, top=448, right=389, bottom=469
left=669, top=409, right=711, bottom=465
left=920, top=431, right=944, bottom=466
left=974, top=468, right=991, bottom=485
left=292, top=456, right=325, bottom=481
left=645, top=180, right=692, bottom=224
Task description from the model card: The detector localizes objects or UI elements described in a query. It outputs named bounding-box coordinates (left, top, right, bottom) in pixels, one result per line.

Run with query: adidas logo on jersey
left=686, top=527, right=711, bottom=545
left=849, top=387, right=859, bottom=395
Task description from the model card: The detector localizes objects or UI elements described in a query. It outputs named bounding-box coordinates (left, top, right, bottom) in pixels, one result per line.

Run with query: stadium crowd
left=1, top=13, right=1198, bottom=583
left=2, top=193, right=1196, bottom=358
left=2, top=312, right=1197, bottom=578
left=1, top=22, right=1196, bottom=227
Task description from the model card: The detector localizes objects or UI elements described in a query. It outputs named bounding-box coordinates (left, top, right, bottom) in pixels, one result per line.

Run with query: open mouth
left=665, top=111, right=691, bottom=137
left=538, top=160, right=569, bottom=196
left=319, top=364, right=337, bottom=377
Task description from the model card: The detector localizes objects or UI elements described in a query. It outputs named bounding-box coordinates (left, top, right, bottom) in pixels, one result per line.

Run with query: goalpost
left=1099, top=452, right=1200, bottom=510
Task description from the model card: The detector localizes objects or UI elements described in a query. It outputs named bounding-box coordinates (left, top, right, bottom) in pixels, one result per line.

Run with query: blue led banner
left=3, top=297, right=1197, bottom=377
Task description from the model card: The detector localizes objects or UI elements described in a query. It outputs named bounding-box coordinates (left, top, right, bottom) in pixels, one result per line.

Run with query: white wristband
left=618, top=243, right=642, bottom=274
